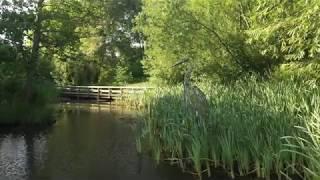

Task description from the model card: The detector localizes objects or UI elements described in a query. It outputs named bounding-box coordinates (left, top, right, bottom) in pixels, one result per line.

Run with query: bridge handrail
left=59, top=85, right=154, bottom=101
left=58, top=86, right=154, bottom=89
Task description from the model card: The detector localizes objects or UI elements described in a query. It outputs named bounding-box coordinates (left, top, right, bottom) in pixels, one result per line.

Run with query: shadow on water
left=0, top=103, right=258, bottom=180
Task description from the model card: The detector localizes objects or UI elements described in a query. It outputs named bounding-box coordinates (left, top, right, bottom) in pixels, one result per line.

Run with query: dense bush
left=0, top=75, right=58, bottom=125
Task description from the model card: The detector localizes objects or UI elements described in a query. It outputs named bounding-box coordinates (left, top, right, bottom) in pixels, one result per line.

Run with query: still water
left=0, top=104, right=254, bottom=180
left=0, top=104, right=197, bottom=180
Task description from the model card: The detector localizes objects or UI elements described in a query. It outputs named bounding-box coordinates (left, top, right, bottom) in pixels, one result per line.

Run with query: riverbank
left=134, top=78, right=320, bottom=179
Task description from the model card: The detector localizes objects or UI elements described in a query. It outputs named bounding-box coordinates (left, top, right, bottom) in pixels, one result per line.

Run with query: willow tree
left=136, top=0, right=320, bottom=83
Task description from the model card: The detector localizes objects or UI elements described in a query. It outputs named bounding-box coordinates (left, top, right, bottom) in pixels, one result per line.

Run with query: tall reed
left=134, top=78, right=320, bottom=179
left=282, top=103, right=320, bottom=180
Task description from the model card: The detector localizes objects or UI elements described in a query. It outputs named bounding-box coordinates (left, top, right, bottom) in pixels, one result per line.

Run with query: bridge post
left=97, top=88, right=100, bottom=103
left=109, top=88, right=111, bottom=99
left=77, top=87, right=80, bottom=101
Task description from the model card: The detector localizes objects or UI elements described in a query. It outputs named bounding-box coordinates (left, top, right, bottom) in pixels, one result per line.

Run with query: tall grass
left=282, top=107, right=320, bottom=180
left=134, top=78, right=320, bottom=179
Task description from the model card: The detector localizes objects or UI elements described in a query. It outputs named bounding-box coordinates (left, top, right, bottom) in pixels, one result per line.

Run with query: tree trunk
left=26, top=0, right=45, bottom=101
left=29, top=0, right=44, bottom=75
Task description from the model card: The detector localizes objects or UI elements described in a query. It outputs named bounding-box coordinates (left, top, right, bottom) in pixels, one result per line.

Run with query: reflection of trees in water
left=25, top=132, right=48, bottom=180
left=0, top=109, right=195, bottom=180
left=0, top=132, right=48, bottom=180
left=25, top=133, right=34, bottom=179
left=0, top=135, right=28, bottom=179
left=32, top=134, right=48, bottom=169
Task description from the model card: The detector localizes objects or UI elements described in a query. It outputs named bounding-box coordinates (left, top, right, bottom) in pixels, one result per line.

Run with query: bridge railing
left=58, top=86, right=152, bottom=101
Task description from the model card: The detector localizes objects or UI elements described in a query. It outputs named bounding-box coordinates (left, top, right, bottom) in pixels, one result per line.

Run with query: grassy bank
left=133, top=78, right=320, bottom=179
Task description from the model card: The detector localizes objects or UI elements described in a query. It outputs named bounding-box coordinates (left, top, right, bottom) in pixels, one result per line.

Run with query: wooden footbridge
left=59, top=86, right=151, bottom=102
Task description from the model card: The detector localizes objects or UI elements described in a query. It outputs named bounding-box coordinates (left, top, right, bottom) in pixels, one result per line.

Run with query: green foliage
left=46, top=0, right=145, bottom=85
left=0, top=35, right=56, bottom=125
left=0, top=44, right=17, bottom=62
left=96, top=66, right=113, bottom=85
left=114, top=64, right=133, bottom=85
left=136, top=0, right=320, bottom=84
left=0, top=79, right=57, bottom=125
left=273, top=61, right=320, bottom=82
left=0, top=0, right=145, bottom=87
left=0, top=41, right=57, bottom=125
left=246, top=0, right=320, bottom=61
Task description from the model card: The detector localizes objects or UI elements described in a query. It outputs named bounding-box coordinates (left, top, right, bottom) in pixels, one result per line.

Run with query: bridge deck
left=59, top=86, right=151, bottom=102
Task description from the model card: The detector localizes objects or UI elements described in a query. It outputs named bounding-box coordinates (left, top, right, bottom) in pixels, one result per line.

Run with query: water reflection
left=0, top=104, right=195, bottom=180
left=0, top=135, right=27, bottom=180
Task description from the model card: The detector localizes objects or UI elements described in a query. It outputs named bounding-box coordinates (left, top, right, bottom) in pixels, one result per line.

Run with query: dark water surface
left=0, top=104, right=255, bottom=180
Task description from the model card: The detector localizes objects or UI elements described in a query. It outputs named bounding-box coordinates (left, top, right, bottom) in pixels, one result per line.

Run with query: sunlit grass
left=132, top=78, right=320, bottom=179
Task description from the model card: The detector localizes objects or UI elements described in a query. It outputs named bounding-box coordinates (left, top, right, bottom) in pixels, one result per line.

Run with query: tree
left=246, top=0, right=320, bottom=61
left=94, top=0, right=144, bottom=84
left=136, top=0, right=320, bottom=84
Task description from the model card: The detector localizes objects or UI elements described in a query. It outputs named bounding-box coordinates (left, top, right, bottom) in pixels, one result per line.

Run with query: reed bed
left=133, top=78, right=320, bottom=180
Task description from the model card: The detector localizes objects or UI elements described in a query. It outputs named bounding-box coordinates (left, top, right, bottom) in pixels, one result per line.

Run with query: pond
left=0, top=104, right=255, bottom=180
